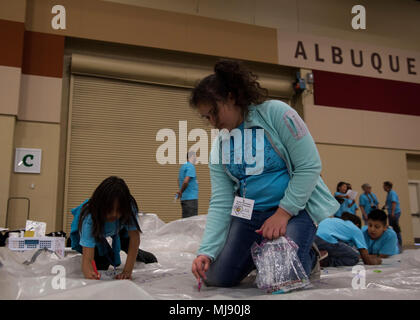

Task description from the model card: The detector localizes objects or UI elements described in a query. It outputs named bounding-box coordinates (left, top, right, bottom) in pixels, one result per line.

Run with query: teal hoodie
left=197, top=100, right=339, bottom=260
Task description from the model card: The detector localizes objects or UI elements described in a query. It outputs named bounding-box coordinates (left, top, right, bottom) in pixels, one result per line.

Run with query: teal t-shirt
left=178, top=162, right=199, bottom=200
left=344, top=199, right=358, bottom=215
left=334, top=192, right=348, bottom=217
left=359, top=193, right=379, bottom=216
left=78, top=213, right=138, bottom=248
left=316, top=217, right=367, bottom=249
left=362, top=226, right=399, bottom=255
left=225, top=123, right=290, bottom=211
left=386, top=190, right=401, bottom=215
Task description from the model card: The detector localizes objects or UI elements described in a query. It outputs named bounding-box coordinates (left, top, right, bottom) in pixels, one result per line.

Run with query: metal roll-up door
left=64, top=75, right=215, bottom=233
left=64, top=53, right=295, bottom=233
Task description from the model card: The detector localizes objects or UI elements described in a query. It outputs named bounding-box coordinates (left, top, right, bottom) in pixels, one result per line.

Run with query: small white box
left=25, top=220, right=47, bottom=237
left=14, top=148, right=42, bottom=174
left=7, top=237, right=65, bottom=258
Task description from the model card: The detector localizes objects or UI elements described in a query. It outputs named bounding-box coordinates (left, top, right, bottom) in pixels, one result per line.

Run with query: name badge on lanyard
left=231, top=177, right=254, bottom=220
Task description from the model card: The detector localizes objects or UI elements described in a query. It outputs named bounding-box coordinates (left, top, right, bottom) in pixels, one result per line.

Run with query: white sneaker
left=309, top=243, right=322, bottom=281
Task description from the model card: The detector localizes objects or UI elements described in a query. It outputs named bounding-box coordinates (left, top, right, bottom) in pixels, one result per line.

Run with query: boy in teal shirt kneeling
left=362, top=209, right=399, bottom=257
left=315, top=212, right=381, bottom=267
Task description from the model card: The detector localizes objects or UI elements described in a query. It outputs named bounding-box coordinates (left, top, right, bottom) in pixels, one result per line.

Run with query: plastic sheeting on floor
left=1, top=213, right=420, bottom=300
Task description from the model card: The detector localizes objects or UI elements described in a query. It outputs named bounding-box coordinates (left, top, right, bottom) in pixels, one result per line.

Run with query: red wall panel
left=313, top=70, right=420, bottom=116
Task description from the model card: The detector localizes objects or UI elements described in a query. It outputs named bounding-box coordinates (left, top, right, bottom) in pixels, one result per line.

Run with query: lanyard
left=367, top=193, right=375, bottom=205
left=242, top=176, right=247, bottom=202
left=240, top=110, right=249, bottom=203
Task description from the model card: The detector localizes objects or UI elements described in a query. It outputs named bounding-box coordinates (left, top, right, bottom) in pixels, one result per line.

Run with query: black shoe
left=136, top=249, right=158, bottom=264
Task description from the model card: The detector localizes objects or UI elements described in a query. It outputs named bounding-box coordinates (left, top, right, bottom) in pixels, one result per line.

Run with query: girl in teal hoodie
left=190, top=60, right=339, bottom=287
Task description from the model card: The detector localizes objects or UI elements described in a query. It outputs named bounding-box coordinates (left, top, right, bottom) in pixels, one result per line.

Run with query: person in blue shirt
left=344, top=183, right=359, bottom=216
left=334, top=181, right=348, bottom=200
left=176, top=151, right=199, bottom=218
left=346, top=200, right=359, bottom=215
left=362, top=209, right=399, bottom=257
left=70, top=176, right=157, bottom=280
left=359, top=183, right=379, bottom=225
left=315, top=212, right=382, bottom=267
left=334, top=181, right=349, bottom=217
left=189, top=60, right=339, bottom=288
left=383, top=181, right=402, bottom=250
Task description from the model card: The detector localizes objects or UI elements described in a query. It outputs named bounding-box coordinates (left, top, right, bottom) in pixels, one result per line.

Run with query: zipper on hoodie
left=244, top=108, right=292, bottom=178
left=222, top=164, right=241, bottom=196
left=216, top=136, right=241, bottom=195
left=262, top=129, right=292, bottom=178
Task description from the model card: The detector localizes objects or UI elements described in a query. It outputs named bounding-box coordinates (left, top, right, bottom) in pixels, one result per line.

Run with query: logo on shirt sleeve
left=283, top=109, right=308, bottom=140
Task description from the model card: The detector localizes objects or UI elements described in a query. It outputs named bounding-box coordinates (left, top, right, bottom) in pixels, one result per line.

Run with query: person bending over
left=69, top=176, right=157, bottom=280
left=189, top=59, right=339, bottom=287
left=315, top=212, right=382, bottom=267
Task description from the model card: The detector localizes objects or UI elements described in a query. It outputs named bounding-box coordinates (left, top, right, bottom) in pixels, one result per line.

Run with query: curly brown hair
left=189, top=59, right=268, bottom=122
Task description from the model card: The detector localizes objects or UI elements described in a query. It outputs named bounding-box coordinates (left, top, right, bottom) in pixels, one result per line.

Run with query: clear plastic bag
left=251, top=236, right=311, bottom=294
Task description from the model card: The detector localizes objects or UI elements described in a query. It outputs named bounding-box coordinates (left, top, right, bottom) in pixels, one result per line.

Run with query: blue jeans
left=205, top=207, right=317, bottom=287
left=181, top=199, right=198, bottom=218
left=314, top=236, right=360, bottom=267
left=388, top=213, right=402, bottom=250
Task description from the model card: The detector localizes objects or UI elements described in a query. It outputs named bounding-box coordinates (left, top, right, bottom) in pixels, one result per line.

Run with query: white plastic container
left=8, top=232, right=19, bottom=238
left=7, top=237, right=65, bottom=258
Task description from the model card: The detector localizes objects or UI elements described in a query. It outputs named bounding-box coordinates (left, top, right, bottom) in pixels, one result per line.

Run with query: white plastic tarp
left=1, top=213, right=420, bottom=300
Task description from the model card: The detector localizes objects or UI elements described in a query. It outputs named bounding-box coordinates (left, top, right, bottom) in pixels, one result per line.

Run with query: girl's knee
left=204, top=265, right=243, bottom=288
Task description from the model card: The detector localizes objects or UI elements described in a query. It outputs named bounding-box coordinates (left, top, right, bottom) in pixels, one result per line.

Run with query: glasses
left=201, top=105, right=219, bottom=123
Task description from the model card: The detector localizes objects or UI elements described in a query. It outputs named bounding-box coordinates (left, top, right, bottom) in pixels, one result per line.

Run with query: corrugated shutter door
left=65, top=75, right=213, bottom=233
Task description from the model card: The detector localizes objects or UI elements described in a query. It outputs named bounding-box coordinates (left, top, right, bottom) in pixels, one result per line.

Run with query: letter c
left=23, top=154, right=34, bottom=167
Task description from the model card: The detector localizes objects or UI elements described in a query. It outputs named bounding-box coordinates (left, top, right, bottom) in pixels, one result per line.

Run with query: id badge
left=231, top=196, right=255, bottom=220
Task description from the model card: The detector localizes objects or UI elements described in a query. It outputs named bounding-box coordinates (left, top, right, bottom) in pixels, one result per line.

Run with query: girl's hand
left=115, top=269, right=132, bottom=280
left=192, top=255, right=211, bottom=281
left=367, top=255, right=382, bottom=265
left=81, top=247, right=100, bottom=280
left=83, top=266, right=100, bottom=280
left=256, top=207, right=292, bottom=240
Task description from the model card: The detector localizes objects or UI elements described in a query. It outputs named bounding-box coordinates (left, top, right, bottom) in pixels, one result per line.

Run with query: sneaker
left=319, top=250, right=328, bottom=261
left=309, top=243, right=322, bottom=281
left=136, top=249, right=158, bottom=264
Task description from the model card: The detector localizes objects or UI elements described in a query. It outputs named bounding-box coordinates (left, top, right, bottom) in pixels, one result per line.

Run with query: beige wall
left=0, top=66, right=22, bottom=115
left=8, top=121, right=60, bottom=233
left=0, top=0, right=26, bottom=22
left=317, top=143, right=415, bottom=245
left=407, top=155, right=420, bottom=181
left=104, top=0, right=420, bottom=51
left=305, top=104, right=420, bottom=151
left=26, top=0, right=420, bottom=66
left=0, top=115, right=15, bottom=227
left=26, top=0, right=278, bottom=64
left=18, top=74, right=63, bottom=123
